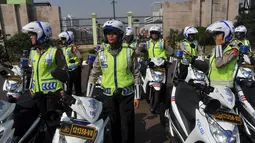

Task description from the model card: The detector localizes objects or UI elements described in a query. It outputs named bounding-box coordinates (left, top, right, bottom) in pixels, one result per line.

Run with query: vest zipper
left=36, top=54, right=42, bottom=92
left=153, top=42, right=156, bottom=57
left=113, top=56, right=118, bottom=89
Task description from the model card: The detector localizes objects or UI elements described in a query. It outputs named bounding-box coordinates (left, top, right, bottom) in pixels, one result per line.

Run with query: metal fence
left=60, top=18, right=93, bottom=45
left=60, top=15, right=163, bottom=45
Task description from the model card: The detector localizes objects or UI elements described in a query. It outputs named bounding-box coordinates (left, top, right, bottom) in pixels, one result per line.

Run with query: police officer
left=122, top=27, right=138, bottom=50
left=234, top=25, right=254, bottom=64
left=178, top=26, right=204, bottom=79
left=138, top=25, right=168, bottom=59
left=137, top=25, right=171, bottom=114
left=206, top=20, right=238, bottom=88
left=86, top=20, right=140, bottom=143
left=22, top=21, right=69, bottom=142
left=58, top=31, right=82, bottom=96
left=234, top=25, right=252, bottom=51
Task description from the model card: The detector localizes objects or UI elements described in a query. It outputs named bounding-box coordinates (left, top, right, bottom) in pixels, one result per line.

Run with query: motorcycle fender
left=185, top=109, right=213, bottom=143
left=3, top=80, right=7, bottom=91
left=149, top=82, right=162, bottom=91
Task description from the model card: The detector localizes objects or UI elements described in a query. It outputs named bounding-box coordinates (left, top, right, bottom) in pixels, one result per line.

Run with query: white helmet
left=183, top=26, right=198, bottom=39
left=22, top=21, right=52, bottom=45
left=149, top=25, right=161, bottom=34
left=235, top=25, right=247, bottom=34
left=58, top=31, right=74, bottom=44
left=103, top=20, right=125, bottom=39
left=206, top=20, right=235, bottom=43
left=126, top=27, right=134, bottom=36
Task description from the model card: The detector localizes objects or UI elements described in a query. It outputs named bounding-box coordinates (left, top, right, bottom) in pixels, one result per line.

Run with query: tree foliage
left=5, top=33, right=32, bottom=61
left=166, top=26, right=214, bottom=50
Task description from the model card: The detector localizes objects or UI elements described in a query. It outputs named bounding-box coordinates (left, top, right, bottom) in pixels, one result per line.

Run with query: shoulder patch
left=96, top=45, right=104, bottom=52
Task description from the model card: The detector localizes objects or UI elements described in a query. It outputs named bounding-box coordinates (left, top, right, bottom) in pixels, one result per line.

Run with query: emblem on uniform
left=100, top=55, right=108, bottom=68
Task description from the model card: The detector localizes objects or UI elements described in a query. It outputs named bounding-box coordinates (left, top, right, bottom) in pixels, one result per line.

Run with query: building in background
left=34, top=2, right=51, bottom=7
left=0, top=0, right=61, bottom=39
left=6, top=0, right=33, bottom=5
left=161, top=0, right=240, bottom=38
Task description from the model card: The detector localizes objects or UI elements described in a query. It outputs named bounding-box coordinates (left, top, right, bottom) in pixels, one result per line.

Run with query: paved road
left=0, top=64, right=170, bottom=143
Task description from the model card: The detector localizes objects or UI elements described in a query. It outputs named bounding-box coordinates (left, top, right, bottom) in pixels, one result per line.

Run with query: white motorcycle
left=139, top=57, right=167, bottom=113
left=2, top=64, right=23, bottom=99
left=164, top=50, right=240, bottom=143
left=0, top=100, right=16, bottom=143
left=233, top=45, right=255, bottom=142
left=52, top=95, right=110, bottom=143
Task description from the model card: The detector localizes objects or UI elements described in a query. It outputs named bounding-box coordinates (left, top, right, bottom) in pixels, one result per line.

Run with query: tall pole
left=111, top=0, right=116, bottom=19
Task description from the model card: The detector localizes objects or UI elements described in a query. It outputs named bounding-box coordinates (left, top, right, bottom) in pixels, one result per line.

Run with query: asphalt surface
left=0, top=64, right=171, bottom=143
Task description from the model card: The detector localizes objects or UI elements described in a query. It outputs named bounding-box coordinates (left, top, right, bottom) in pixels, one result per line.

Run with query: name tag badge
left=100, top=55, right=108, bottom=68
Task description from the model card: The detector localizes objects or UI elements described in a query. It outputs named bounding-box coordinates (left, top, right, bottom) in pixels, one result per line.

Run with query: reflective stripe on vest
left=98, top=44, right=134, bottom=96
left=209, top=45, right=239, bottom=88
left=31, top=47, right=63, bottom=94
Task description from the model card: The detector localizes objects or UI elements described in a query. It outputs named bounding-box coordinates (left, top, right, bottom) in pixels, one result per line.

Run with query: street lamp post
left=111, top=0, right=116, bottom=19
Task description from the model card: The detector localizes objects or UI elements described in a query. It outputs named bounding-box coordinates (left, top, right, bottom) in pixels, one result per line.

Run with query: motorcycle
left=163, top=50, right=241, bottom=143
left=0, top=51, right=31, bottom=101
left=52, top=95, right=110, bottom=143
left=233, top=45, right=255, bottom=142
left=0, top=100, right=16, bottom=143
left=139, top=57, right=167, bottom=113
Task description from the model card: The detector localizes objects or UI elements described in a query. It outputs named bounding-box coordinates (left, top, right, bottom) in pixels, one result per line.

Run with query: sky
left=34, top=0, right=186, bottom=18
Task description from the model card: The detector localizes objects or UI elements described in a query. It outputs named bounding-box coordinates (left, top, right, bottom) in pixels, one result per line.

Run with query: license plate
left=59, top=122, right=96, bottom=140
left=213, top=111, right=242, bottom=125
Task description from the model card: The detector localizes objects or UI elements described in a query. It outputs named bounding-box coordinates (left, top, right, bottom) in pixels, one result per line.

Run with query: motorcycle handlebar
left=189, top=80, right=214, bottom=94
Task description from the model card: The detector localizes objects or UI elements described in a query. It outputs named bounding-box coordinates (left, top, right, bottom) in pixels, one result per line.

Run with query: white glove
left=86, top=82, right=95, bottom=97
left=215, top=45, right=223, bottom=58
left=134, top=84, right=141, bottom=99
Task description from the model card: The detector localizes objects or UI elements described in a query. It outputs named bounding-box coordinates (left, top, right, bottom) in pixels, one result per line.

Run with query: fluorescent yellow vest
left=63, top=44, right=80, bottom=71
left=98, top=44, right=135, bottom=96
left=209, top=45, right=239, bottom=88
left=122, top=41, right=138, bottom=50
left=30, top=47, right=63, bottom=94
left=146, top=39, right=167, bottom=59
left=181, top=39, right=198, bottom=65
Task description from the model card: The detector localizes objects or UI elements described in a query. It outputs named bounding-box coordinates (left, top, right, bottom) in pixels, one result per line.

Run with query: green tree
left=166, top=28, right=182, bottom=49
left=5, top=33, right=32, bottom=61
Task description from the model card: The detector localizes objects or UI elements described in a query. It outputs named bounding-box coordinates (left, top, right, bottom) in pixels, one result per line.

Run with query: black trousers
left=101, top=94, right=134, bottom=143
left=68, top=66, right=82, bottom=96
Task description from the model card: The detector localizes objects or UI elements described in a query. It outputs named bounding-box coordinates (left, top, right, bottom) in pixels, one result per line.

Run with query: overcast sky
left=34, top=0, right=187, bottom=18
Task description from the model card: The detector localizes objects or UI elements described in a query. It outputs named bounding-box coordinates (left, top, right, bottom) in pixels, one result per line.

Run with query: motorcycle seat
left=175, top=82, right=202, bottom=132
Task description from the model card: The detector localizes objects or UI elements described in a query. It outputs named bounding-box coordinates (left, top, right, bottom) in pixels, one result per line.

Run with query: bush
left=5, top=33, right=32, bottom=62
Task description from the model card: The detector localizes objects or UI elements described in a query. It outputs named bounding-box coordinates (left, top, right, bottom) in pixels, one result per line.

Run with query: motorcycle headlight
left=193, top=69, right=205, bottom=81
left=151, top=70, right=163, bottom=82
left=208, top=116, right=237, bottom=143
left=7, top=82, right=19, bottom=92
